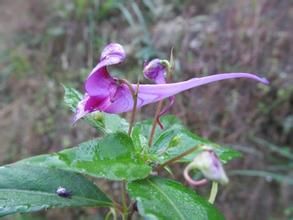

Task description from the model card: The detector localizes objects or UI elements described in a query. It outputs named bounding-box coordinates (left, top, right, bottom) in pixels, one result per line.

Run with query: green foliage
left=134, top=115, right=241, bottom=164
left=18, top=132, right=151, bottom=181
left=128, top=176, right=225, bottom=220
left=63, top=85, right=83, bottom=111
left=0, top=164, right=111, bottom=217
left=63, top=85, right=129, bottom=133
left=2, top=86, right=242, bottom=218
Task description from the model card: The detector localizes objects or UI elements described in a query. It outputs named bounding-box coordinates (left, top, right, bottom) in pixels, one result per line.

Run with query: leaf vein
left=0, top=189, right=112, bottom=206
left=147, top=179, right=185, bottom=220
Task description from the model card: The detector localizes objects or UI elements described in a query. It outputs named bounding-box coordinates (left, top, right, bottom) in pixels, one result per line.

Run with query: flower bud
left=143, top=59, right=168, bottom=84
left=185, top=150, right=229, bottom=185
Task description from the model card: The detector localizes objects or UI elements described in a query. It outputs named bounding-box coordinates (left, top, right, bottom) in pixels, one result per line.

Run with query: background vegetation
left=0, top=0, right=292, bottom=219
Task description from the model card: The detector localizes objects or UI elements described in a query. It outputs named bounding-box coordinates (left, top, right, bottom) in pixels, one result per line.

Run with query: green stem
left=105, top=208, right=117, bottom=220
left=112, top=201, right=123, bottom=216
left=148, top=100, right=164, bottom=146
left=121, top=181, right=128, bottom=220
left=156, top=146, right=198, bottom=171
left=148, top=51, right=174, bottom=147
left=126, top=202, right=135, bottom=220
left=119, top=79, right=138, bottom=135
left=208, top=182, right=218, bottom=204
left=128, top=82, right=139, bottom=135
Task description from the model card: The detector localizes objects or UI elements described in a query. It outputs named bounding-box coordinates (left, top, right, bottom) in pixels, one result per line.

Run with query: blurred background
left=0, top=0, right=292, bottom=219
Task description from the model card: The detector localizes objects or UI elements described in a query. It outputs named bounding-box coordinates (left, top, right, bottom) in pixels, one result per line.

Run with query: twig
left=128, top=82, right=139, bottom=135
left=156, top=146, right=198, bottom=171
left=148, top=48, right=175, bottom=146
left=121, top=181, right=128, bottom=220
left=119, top=79, right=139, bottom=135
left=148, top=100, right=164, bottom=146
left=126, top=201, right=136, bottom=220
left=105, top=208, right=118, bottom=220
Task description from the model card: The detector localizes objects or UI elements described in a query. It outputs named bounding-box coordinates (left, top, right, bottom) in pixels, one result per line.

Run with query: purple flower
left=74, top=43, right=269, bottom=122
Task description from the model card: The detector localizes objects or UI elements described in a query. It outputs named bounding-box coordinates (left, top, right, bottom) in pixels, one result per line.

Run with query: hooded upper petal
left=85, top=43, right=126, bottom=97
left=74, top=43, right=126, bottom=122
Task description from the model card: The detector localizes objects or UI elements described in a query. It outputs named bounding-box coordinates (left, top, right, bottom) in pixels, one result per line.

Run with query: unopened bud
left=184, top=150, right=229, bottom=186
left=143, top=59, right=168, bottom=84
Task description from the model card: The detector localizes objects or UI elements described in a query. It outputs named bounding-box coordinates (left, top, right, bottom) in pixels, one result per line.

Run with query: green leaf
left=0, top=164, right=112, bottom=217
left=18, top=132, right=152, bottom=181
left=131, top=126, right=149, bottom=150
left=127, top=176, right=225, bottom=220
left=63, top=85, right=83, bottom=112
left=63, top=85, right=129, bottom=133
left=134, top=115, right=241, bottom=164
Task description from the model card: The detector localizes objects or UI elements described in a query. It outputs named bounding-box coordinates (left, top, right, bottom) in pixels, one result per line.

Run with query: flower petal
left=102, top=72, right=268, bottom=113
left=73, top=93, right=113, bottom=122
left=85, top=43, right=126, bottom=96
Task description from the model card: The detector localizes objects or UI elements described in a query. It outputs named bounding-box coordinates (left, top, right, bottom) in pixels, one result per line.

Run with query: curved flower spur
left=74, top=43, right=269, bottom=122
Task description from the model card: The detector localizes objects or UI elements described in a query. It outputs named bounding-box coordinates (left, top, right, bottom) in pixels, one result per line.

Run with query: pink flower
left=74, top=43, right=269, bottom=122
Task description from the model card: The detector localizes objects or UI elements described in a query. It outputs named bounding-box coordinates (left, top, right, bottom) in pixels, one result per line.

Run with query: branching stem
left=105, top=208, right=117, bottom=220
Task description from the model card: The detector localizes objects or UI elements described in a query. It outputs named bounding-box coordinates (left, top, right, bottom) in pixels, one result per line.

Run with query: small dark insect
left=56, top=186, right=72, bottom=198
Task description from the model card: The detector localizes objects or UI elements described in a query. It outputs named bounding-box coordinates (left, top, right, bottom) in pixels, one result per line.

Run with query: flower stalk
left=119, top=79, right=139, bottom=135
left=128, top=82, right=139, bottom=135
left=105, top=208, right=117, bottom=220
left=147, top=57, right=174, bottom=145
left=121, top=181, right=128, bottom=220
left=148, top=100, right=164, bottom=146
left=156, top=146, right=198, bottom=171
left=208, top=182, right=219, bottom=204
